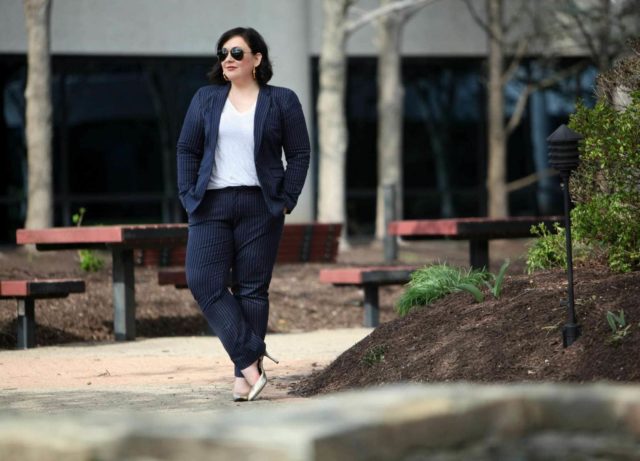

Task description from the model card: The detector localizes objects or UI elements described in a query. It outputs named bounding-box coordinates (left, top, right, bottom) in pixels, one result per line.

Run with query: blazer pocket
left=268, top=167, right=285, bottom=195
left=270, top=167, right=285, bottom=178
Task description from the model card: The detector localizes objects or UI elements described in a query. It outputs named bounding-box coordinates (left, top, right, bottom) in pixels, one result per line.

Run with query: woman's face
left=220, top=36, right=262, bottom=83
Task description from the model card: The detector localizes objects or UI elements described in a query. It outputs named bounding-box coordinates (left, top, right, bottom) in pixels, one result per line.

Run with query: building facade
left=0, top=0, right=600, bottom=241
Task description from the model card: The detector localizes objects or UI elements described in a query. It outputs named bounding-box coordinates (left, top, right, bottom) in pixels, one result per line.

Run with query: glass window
left=0, top=55, right=211, bottom=240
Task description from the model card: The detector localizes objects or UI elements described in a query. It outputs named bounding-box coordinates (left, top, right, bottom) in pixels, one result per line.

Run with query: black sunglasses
left=217, top=47, right=251, bottom=62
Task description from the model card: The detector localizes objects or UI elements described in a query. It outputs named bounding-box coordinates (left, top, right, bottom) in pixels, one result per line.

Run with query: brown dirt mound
left=294, top=267, right=640, bottom=396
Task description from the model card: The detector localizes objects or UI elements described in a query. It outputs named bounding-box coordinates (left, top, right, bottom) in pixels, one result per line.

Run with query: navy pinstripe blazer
left=176, top=84, right=311, bottom=216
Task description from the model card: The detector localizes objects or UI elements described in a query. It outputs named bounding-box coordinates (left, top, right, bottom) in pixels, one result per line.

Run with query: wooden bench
left=0, top=279, right=86, bottom=349
left=139, top=223, right=342, bottom=267
left=16, top=224, right=188, bottom=341
left=154, top=223, right=342, bottom=288
left=388, top=216, right=562, bottom=269
left=319, top=266, right=418, bottom=327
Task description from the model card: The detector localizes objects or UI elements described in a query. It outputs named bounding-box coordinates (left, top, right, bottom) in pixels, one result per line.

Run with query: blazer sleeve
left=281, top=90, right=311, bottom=213
left=176, top=88, right=205, bottom=210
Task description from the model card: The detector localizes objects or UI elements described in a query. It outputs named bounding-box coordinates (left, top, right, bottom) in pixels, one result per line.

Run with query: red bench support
left=158, top=268, right=188, bottom=289
left=319, top=266, right=417, bottom=327
left=0, top=279, right=85, bottom=349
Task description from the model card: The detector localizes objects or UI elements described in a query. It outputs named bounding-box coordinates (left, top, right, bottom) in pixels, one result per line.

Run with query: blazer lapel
left=196, top=84, right=230, bottom=199
left=253, top=85, right=271, bottom=160
left=209, top=84, right=231, bottom=150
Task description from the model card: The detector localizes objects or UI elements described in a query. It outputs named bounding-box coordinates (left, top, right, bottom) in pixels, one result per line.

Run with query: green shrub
left=72, top=207, right=105, bottom=272
left=527, top=41, right=640, bottom=273
left=568, top=92, right=640, bottom=272
left=71, top=207, right=86, bottom=226
left=526, top=223, right=567, bottom=273
left=78, top=249, right=105, bottom=272
left=571, top=193, right=640, bottom=272
left=525, top=222, right=594, bottom=273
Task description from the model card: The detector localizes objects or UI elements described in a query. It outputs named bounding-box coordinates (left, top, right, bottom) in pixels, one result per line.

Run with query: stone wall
left=1, top=383, right=639, bottom=460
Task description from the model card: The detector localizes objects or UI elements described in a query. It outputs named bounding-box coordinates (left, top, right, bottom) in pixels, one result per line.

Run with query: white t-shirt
left=207, top=98, right=260, bottom=189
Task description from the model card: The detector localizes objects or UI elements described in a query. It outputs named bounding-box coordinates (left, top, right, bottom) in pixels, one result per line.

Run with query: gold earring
left=223, top=73, right=229, bottom=81
left=252, top=67, right=256, bottom=80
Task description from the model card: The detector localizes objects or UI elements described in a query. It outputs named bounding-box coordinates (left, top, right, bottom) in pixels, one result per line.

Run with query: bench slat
left=0, top=279, right=85, bottom=298
left=319, top=266, right=417, bottom=285
left=388, top=216, right=562, bottom=269
left=121, top=225, right=187, bottom=247
left=318, top=266, right=417, bottom=328
left=389, top=216, right=561, bottom=239
left=17, top=227, right=124, bottom=245
left=139, top=223, right=341, bottom=267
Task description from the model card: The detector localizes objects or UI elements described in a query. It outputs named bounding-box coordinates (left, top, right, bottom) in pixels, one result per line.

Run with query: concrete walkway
left=0, top=328, right=372, bottom=414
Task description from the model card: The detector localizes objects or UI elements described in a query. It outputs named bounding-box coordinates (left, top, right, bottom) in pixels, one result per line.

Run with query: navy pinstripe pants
left=185, top=186, right=284, bottom=377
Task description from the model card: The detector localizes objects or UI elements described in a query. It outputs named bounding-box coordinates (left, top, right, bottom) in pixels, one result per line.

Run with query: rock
left=1, top=383, right=639, bottom=460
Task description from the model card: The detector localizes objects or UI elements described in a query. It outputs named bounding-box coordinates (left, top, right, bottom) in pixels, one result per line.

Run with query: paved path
left=0, top=328, right=372, bottom=414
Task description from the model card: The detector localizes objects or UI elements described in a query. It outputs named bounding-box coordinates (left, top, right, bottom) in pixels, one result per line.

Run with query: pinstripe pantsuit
left=186, top=187, right=284, bottom=377
left=177, top=83, right=310, bottom=377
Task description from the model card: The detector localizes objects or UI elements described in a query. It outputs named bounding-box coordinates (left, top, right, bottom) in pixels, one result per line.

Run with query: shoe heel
left=264, top=351, right=279, bottom=364
left=247, top=361, right=267, bottom=402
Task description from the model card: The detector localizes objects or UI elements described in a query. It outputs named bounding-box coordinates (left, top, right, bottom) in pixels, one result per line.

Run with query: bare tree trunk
left=317, top=0, right=436, bottom=242
left=375, top=0, right=405, bottom=239
left=317, top=0, right=352, bottom=234
left=466, top=0, right=638, bottom=217
left=486, top=0, right=507, bottom=217
left=23, top=0, right=53, bottom=230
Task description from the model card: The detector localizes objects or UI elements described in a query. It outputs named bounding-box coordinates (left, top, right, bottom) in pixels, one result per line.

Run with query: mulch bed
left=294, top=267, right=640, bottom=396
left=3, top=242, right=638, bottom=394
left=0, top=245, right=404, bottom=348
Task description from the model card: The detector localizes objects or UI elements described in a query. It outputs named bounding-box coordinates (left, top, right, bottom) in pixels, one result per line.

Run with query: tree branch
left=501, top=38, right=528, bottom=86
left=501, top=0, right=531, bottom=37
left=506, top=168, right=557, bottom=193
left=505, top=85, right=532, bottom=137
left=345, top=0, right=441, bottom=35
left=505, top=61, right=587, bottom=136
left=565, top=0, right=601, bottom=63
left=461, top=0, right=494, bottom=41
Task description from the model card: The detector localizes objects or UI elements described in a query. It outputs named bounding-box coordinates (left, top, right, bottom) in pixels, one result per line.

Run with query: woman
left=176, top=27, right=310, bottom=401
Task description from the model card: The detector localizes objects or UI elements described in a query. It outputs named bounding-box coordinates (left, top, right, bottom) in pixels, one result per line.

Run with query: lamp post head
left=547, top=124, right=583, bottom=176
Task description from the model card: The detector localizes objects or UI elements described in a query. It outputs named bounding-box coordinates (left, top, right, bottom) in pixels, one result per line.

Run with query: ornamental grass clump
left=396, top=263, right=491, bottom=317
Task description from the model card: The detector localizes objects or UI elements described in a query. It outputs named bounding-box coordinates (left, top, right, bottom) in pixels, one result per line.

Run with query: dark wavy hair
left=207, top=27, right=273, bottom=85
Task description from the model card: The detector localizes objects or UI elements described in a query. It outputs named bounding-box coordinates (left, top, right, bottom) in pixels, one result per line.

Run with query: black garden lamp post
left=547, top=124, right=583, bottom=347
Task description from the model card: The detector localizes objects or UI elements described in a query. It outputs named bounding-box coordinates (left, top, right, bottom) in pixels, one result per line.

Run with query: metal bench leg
left=17, top=298, right=36, bottom=349
left=469, top=239, right=489, bottom=270
left=113, top=248, right=136, bottom=341
left=363, top=285, right=380, bottom=328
